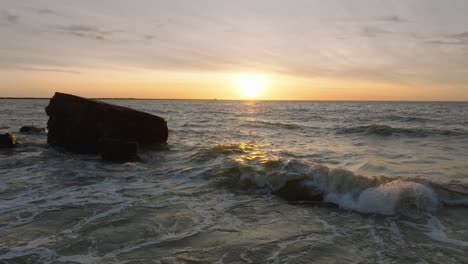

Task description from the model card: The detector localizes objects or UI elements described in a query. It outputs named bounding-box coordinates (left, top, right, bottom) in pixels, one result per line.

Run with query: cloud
left=0, top=59, right=81, bottom=74
left=427, top=31, right=468, bottom=45
left=426, top=40, right=466, bottom=45
left=447, top=32, right=468, bottom=40
left=37, top=9, right=58, bottom=15
left=377, top=15, right=406, bottom=23
left=15, top=66, right=80, bottom=74
left=56, top=24, right=118, bottom=41
left=61, top=25, right=94, bottom=31
left=1, top=10, right=19, bottom=24
left=360, top=26, right=391, bottom=37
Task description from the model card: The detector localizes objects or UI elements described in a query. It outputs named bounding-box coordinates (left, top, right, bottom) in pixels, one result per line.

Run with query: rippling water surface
left=1, top=99, right=468, bottom=263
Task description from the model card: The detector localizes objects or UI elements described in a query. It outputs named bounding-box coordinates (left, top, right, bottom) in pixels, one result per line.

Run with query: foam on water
left=214, top=144, right=442, bottom=218
left=423, top=216, right=468, bottom=247
left=1, top=100, right=468, bottom=263
left=0, top=237, right=57, bottom=263
left=324, top=180, right=438, bottom=217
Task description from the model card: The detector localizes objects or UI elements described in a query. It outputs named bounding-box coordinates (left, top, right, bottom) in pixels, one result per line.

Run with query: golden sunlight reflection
left=231, top=143, right=279, bottom=165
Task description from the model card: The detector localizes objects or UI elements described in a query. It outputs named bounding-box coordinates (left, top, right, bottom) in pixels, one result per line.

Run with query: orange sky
left=1, top=1, right=468, bottom=100
left=1, top=67, right=466, bottom=101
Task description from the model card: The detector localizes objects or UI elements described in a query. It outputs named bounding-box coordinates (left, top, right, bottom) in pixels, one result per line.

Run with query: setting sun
left=3, top=2, right=468, bottom=262
left=238, top=74, right=265, bottom=98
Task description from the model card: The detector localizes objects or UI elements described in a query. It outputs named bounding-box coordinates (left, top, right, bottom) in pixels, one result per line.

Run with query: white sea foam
left=324, top=180, right=438, bottom=217
left=421, top=216, right=468, bottom=247
left=222, top=156, right=440, bottom=217
left=0, top=237, right=57, bottom=263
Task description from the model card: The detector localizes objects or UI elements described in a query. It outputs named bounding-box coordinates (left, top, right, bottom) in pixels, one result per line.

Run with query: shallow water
left=0, top=99, right=467, bottom=263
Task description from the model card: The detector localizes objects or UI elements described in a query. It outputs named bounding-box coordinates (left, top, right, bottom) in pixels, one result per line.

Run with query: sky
left=1, top=0, right=468, bottom=100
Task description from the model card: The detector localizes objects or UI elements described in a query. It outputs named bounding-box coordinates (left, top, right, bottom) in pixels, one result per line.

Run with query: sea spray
left=324, top=180, right=438, bottom=217
left=215, top=145, right=439, bottom=218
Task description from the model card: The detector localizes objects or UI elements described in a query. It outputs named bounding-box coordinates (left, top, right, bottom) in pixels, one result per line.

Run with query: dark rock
left=99, top=138, right=140, bottom=163
left=0, top=133, right=17, bottom=148
left=45, top=92, right=168, bottom=155
left=20, top=126, right=47, bottom=134
left=274, top=180, right=324, bottom=202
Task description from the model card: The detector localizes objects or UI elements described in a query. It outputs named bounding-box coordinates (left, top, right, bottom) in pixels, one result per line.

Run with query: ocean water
left=1, top=99, right=468, bottom=264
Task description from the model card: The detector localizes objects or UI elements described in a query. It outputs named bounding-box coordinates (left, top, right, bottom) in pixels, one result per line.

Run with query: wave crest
left=338, top=124, right=466, bottom=137
left=325, top=180, right=438, bottom=217
left=218, top=154, right=439, bottom=218
left=244, top=119, right=302, bottom=130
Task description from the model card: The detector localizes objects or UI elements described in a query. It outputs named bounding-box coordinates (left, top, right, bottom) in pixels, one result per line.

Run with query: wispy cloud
left=360, top=26, right=391, bottom=37
left=37, top=8, right=58, bottom=16
left=427, top=31, right=468, bottom=45
left=448, top=32, right=468, bottom=40
left=377, top=15, right=407, bottom=23
left=55, top=24, right=119, bottom=41
left=426, top=40, right=466, bottom=45
left=15, top=66, right=80, bottom=74
left=0, top=59, right=81, bottom=73
left=144, top=35, right=155, bottom=41
left=1, top=10, right=19, bottom=24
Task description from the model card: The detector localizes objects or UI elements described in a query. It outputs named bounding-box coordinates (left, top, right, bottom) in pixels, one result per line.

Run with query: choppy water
left=1, top=99, right=468, bottom=264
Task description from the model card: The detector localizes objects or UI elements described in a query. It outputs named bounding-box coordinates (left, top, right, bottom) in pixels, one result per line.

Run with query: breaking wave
left=196, top=144, right=468, bottom=218
left=385, top=115, right=434, bottom=123
left=225, top=160, right=438, bottom=218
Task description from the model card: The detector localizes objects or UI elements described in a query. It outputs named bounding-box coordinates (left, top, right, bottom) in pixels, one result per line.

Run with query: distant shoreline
left=0, top=97, right=467, bottom=103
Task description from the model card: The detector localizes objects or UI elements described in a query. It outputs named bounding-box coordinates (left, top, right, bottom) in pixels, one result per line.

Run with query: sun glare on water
left=238, top=73, right=265, bottom=99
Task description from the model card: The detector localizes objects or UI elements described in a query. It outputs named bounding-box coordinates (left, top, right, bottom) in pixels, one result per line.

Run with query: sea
left=0, top=99, right=467, bottom=264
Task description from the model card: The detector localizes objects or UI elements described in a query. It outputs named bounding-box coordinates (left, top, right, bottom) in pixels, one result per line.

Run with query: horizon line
left=1, top=97, right=468, bottom=103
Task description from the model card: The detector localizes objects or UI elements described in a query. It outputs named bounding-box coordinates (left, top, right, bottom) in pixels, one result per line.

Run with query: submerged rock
left=0, top=133, right=17, bottom=148
left=45, top=92, right=168, bottom=158
left=99, top=138, right=140, bottom=163
left=20, top=126, right=47, bottom=134
left=274, top=180, right=324, bottom=202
